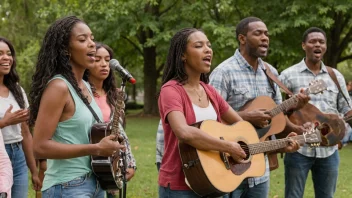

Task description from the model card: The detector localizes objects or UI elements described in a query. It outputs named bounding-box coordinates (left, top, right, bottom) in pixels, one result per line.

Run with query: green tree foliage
left=1, top=0, right=352, bottom=115
left=255, top=0, right=352, bottom=71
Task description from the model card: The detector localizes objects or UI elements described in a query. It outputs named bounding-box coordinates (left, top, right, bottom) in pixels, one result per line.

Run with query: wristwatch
left=0, top=192, right=7, bottom=198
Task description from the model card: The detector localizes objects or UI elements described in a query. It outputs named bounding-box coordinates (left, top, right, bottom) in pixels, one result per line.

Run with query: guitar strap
left=261, top=62, right=294, bottom=171
left=325, top=66, right=351, bottom=108
left=262, top=63, right=294, bottom=96
left=85, top=103, right=103, bottom=123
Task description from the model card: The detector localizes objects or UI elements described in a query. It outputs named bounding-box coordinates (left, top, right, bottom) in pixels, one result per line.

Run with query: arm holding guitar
left=238, top=109, right=271, bottom=128
left=266, top=132, right=300, bottom=154
left=286, top=89, right=311, bottom=112
left=284, top=117, right=306, bottom=134
left=220, top=107, right=243, bottom=124
left=168, top=111, right=246, bottom=162
left=269, top=121, right=313, bottom=154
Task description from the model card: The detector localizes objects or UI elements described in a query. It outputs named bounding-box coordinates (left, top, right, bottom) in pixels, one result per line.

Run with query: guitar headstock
left=308, top=79, right=327, bottom=95
left=302, top=122, right=322, bottom=147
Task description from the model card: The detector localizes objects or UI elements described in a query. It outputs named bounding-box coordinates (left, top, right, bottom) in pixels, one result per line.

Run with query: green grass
left=28, top=114, right=352, bottom=198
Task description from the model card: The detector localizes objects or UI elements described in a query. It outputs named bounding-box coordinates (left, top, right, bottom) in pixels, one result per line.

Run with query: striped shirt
left=156, top=120, right=164, bottom=164
left=279, top=59, right=352, bottom=157
left=209, top=49, right=282, bottom=187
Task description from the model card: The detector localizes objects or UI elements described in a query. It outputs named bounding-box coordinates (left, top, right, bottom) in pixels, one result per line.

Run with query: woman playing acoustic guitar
left=158, top=28, right=300, bottom=198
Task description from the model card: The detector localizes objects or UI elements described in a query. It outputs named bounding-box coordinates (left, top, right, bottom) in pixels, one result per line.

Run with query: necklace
left=194, top=88, right=203, bottom=102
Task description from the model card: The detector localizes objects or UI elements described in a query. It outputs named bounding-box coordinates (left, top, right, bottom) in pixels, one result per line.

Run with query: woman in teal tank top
left=29, top=16, right=124, bottom=198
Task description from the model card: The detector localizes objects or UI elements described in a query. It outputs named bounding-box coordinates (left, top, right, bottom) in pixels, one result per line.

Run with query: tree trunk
left=143, top=45, right=159, bottom=115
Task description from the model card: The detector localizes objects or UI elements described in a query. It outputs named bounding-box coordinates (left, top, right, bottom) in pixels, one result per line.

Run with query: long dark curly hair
left=83, top=42, right=118, bottom=111
left=0, top=37, right=25, bottom=109
left=161, top=28, right=209, bottom=86
left=29, top=16, right=91, bottom=127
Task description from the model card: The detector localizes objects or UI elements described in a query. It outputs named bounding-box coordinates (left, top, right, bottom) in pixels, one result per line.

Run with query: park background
left=1, top=0, right=352, bottom=197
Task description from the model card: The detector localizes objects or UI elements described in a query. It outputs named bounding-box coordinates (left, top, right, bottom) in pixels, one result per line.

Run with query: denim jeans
left=159, top=184, right=200, bottom=198
left=223, top=179, right=269, bottom=198
left=42, top=172, right=104, bottom=198
left=5, top=142, right=28, bottom=198
left=284, top=151, right=339, bottom=198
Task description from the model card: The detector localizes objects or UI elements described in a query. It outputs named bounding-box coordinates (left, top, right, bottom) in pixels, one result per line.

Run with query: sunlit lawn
left=28, top=111, right=352, bottom=197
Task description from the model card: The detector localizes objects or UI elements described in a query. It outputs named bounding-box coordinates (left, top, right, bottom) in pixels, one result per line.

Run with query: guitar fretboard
left=269, top=89, right=310, bottom=117
left=111, top=92, right=125, bottom=142
left=247, top=136, right=305, bottom=155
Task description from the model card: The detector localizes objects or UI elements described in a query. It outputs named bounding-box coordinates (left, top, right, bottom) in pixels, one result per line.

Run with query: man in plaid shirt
left=210, top=17, right=309, bottom=198
left=279, top=27, right=352, bottom=198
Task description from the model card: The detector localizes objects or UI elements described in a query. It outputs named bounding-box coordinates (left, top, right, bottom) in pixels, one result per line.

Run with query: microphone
left=109, top=59, right=136, bottom=84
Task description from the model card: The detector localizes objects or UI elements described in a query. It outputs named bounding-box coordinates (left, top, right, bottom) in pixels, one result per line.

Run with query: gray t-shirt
left=0, top=87, right=29, bottom=144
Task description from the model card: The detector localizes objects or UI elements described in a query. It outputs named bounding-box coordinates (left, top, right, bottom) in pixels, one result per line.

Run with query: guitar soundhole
left=320, top=123, right=330, bottom=136
left=227, top=141, right=251, bottom=175
left=267, top=119, right=272, bottom=126
left=226, top=141, right=250, bottom=165
left=238, top=141, right=250, bottom=160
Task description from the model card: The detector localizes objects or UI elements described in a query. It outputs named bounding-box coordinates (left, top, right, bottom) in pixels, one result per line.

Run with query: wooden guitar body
left=179, top=120, right=265, bottom=197
left=90, top=123, right=122, bottom=190
left=277, top=103, right=345, bottom=146
left=240, top=96, right=286, bottom=141
left=179, top=120, right=321, bottom=197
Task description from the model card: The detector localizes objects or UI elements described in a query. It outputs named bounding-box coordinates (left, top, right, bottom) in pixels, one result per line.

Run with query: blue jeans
left=5, top=142, right=28, bottom=198
left=284, top=151, right=339, bottom=198
left=42, top=173, right=104, bottom=198
left=223, top=179, right=269, bottom=198
left=159, top=185, right=200, bottom=198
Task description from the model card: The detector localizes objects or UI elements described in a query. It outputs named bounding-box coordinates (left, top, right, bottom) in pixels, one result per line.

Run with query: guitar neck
left=111, top=93, right=124, bottom=137
left=269, top=89, right=310, bottom=117
left=248, top=135, right=305, bottom=155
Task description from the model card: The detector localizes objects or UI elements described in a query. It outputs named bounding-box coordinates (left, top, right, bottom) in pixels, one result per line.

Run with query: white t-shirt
left=192, top=101, right=217, bottom=122
left=0, top=87, right=29, bottom=144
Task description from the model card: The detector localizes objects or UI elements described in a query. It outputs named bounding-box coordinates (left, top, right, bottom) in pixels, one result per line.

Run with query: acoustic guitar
left=278, top=102, right=350, bottom=146
left=240, top=79, right=327, bottom=141
left=90, top=91, right=127, bottom=190
left=179, top=120, right=321, bottom=197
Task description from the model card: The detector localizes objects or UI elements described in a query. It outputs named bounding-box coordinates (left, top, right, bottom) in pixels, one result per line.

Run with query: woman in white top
left=0, top=37, right=41, bottom=197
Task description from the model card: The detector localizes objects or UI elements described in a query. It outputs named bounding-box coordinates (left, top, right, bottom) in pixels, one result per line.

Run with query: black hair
left=302, top=27, right=327, bottom=43
left=161, top=28, right=208, bottom=85
left=83, top=42, right=118, bottom=111
left=235, top=17, right=263, bottom=44
left=0, top=37, right=25, bottom=109
left=29, top=16, right=89, bottom=126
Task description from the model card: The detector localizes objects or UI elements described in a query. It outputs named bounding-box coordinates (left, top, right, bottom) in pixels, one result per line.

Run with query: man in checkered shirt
left=279, top=27, right=352, bottom=198
left=210, top=17, right=309, bottom=198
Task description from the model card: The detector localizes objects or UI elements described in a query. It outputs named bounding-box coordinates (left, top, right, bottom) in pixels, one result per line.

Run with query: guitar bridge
left=219, top=137, right=230, bottom=170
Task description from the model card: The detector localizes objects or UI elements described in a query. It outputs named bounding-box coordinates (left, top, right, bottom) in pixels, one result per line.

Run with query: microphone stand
left=119, top=78, right=128, bottom=198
